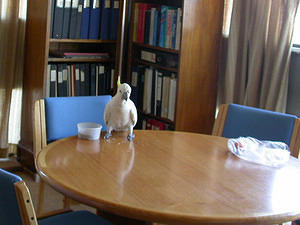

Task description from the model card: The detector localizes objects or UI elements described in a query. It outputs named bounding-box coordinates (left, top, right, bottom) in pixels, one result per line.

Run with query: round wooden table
left=36, top=130, right=300, bottom=225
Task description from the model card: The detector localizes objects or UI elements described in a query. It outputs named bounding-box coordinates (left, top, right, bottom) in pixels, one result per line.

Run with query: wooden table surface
left=36, top=130, right=300, bottom=225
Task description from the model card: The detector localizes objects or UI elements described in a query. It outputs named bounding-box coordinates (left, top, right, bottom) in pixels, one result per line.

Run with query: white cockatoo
left=104, top=76, right=138, bottom=141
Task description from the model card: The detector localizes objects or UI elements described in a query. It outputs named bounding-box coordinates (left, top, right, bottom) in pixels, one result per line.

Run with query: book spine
left=110, top=0, right=120, bottom=40
left=50, top=0, right=56, bottom=38
left=75, top=0, right=83, bottom=38
left=53, top=0, right=64, bottom=38
left=89, top=0, right=101, bottom=39
left=133, top=3, right=139, bottom=42
left=57, top=64, right=63, bottom=96
left=62, top=0, right=72, bottom=38
left=50, top=64, right=57, bottom=97
left=100, top=0, right=111, bottom=40
left=175, top=8, right=182, bottom=50
left=69, top=0, right=79, bottom=39
left=168, top=76, right=177, bottom=121
left=80, top=0, right=91, bottom=39
left=171, top=9, right=177, bottom=49
left=159, top=6, right=167, bottom=48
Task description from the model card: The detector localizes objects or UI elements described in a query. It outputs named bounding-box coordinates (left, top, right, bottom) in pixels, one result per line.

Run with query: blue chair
left=212, top=103, right=300, bottom=157
left=0, top=168, right=113, bottom=225
left=33, top=96, right=111, bottom=215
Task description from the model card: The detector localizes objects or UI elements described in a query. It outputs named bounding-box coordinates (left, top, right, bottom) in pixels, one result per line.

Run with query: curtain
left=0, top=0, right=26, bottom=158
left=218, top=0, right=299, bottom=112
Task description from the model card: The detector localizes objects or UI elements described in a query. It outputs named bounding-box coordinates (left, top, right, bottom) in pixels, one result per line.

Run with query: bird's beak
left=122, top=92, right=129, bottom=101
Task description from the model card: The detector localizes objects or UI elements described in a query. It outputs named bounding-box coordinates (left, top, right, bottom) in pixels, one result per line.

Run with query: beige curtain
left=218, top=0, right=299, bottom=112
left=0, top=0, right=26, bottom=158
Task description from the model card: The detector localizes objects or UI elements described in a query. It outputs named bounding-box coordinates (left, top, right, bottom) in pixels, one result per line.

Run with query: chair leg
left=37, top=180, right=45, bottom=216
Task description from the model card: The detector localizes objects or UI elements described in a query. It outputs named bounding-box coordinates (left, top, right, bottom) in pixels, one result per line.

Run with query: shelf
left=50, top=39, right=117, bottom=44
left=48, top=58, right=114, bottom=63
left=133, top=42, right=179, bottom=54
left=134, top=59, right=178, bottom=72
left=138, top=110, right=175, bottom=124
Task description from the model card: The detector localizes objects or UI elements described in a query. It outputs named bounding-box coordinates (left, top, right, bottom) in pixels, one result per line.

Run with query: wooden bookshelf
left=127, top=0, right=224, bottom=133
left=48, top=58, right=114, bottom=63
left=18, top=0, right=125, bottom=172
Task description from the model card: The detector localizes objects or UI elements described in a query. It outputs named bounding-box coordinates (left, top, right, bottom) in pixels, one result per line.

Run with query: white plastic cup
left=77, top=122, right=102, bottom=140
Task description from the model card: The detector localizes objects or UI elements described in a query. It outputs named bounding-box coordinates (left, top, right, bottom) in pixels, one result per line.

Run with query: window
left=292, top=5, right=300, bottom=46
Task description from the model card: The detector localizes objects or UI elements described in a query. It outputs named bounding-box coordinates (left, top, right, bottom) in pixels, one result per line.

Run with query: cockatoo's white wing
left=129, top=100, right=138, bottom=126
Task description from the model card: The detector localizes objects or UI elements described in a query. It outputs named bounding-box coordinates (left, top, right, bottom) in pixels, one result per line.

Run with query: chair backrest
left=0, top=168, right=23, bottom=225
left=33, top=96, right=112, bottom=159
left=212, top=104, right=300, bottom=157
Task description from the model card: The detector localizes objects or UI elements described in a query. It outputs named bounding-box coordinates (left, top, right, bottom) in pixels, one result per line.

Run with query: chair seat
left=38, top=210, right=113, bottom=225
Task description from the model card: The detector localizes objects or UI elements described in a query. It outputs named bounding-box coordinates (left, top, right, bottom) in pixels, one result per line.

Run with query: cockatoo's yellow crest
left=117, top=76, right=121, bottom=87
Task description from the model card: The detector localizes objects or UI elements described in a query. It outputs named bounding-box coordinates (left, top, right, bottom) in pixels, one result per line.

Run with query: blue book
left=100, top=0, right=111, bottom=40
left=69, top=0, right=79, bottom=39
left=159, top=5, right=167, bottom=48
left=53, top=0, right=64, bottom=38
left=110, top=0, right=120, bottom=40
left=89, top=0, right=101, bottom=39
left=50, top=0, right=56, bottom=38
left=80, top=0, right=91, bottom=39
left=171, top=10, right=177, bottom=49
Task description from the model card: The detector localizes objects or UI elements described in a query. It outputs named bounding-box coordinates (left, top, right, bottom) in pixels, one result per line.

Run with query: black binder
left=75, top=0, right=83, bottom=38
left=50, top=0, right=56, bottom=38
left=62, top=0, right=72, bottom=38
left=69, top=0, right=78, bottom=39
left=53, top=0, right=64, bottom=38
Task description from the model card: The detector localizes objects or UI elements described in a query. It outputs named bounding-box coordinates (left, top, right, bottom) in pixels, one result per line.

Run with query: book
left=98, top=64, right=105, bottom=95
left=80, top=0, right=91, bottom=39
left=80, top=64, right=86, bottom=95
left=171, top=9, right=177, bottom=49
left=90, top=64, right=96, bottom=95
left=144, top=10, right=151, bottom=44
left=137, top=3, right=147, bottom=43
left=149, top=7, right=156, bottom=46
left=175, top=8, right=182, bottom=50
left=161, top=75, right=170, bottom=118
left=131, top=66, right=138, bottom=106
left=50, top=64, right=57, bottom=97
left=46, top=64, right=51, bottom=97
left=159, top=5, right=167, bottom=48
left=75, top=0, right=83, bottom=38
left=84, top=63, right=90, bottom=95
left=57, top=64, right=64, bottom=96
left=62, top=0, right=72, bottom=38
left=166, top=9, right=175, bottom=49
left=75, top=64, right=81, bottom=96
left=155, top=70, right=163, bottom=116
left=89, top=0, right=101, bottom=39
left=67, top=65, right=72, bottom=96
left=132, top=3, right=139, bottom=42
left=168, top=76, right=177, bottom=121
left=143, top=67, right=153, bottom=114
left=52, top=0, right=64, bottom=38
left=105, top=64, right=112, bottom=92
left=100, top=0, right=111, bottom=40
left=62, top=64, right=68, bottom=96
left=50, top=0, right=56, bottom=38
left=110, top=0, right=120, bottom=40
left=69, top=0, right=79, bottom=39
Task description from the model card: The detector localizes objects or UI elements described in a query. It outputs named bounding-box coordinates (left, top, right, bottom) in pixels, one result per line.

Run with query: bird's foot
left=104, top=133, right=112, bottom=139
left=127, top=133, right=135, bottom=141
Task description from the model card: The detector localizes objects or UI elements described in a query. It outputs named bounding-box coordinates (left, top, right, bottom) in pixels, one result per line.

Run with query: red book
left=137, top=3, right=147, bottom=43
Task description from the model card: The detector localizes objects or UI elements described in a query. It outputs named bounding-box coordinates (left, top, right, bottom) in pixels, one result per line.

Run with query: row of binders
left=133, top=3, right=182, bottom=50
left=51, top=0, right=119, bottom=40
left=131, top=65, right=177, bottom=122
left=46, top=63, right=114, bottom=97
